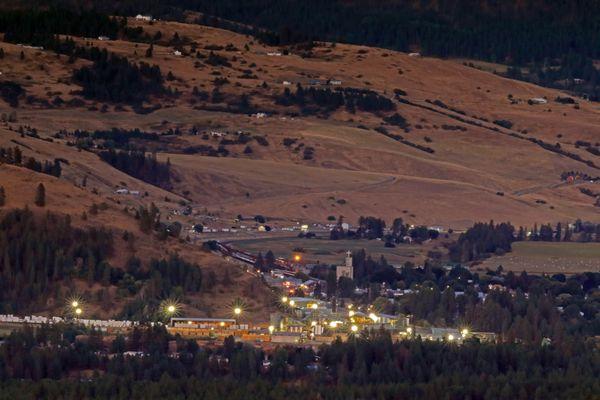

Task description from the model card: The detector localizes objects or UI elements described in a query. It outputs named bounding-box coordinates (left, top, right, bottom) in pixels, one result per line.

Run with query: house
left=135, top=14, right=153, bottom=21
left=282, top=80, right=292, bottom=86
left=328, top=79, right=342, bottom=85
left=115, top=189, right=129, bottom=195
left=173, top=50, right=182, bottom=56
left=528, top=97, right=548, bottom=105
left=97, top=36, right=110, bottom=41
left=210, top=131, right=226, bottom=137
left=408, top=52, right=421, bottom=57
left=266, top=51, right=282, bottom=56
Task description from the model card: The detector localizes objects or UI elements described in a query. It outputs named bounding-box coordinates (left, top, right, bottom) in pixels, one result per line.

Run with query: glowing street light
left=281, top=296, right=288, bottom=303
left=289, top=300, right=296, bottom=307
left=406, top=327, right=413, bottom=334
left=350, top=325, right=358, bottom=332
left=268, top=325, right=275, bottom=334
left=310, top=321, right=317, bottom=327
left=329, top=321, right=342, bottom=328
left=75, top=308, right=82, bottom=316
left=293, top=254, right=301, bottom=262
left=311, top=303, right=318, bottom=310
left=159, top=299, right=182, bottom=320
left=233, top=307, right=242, bottom=316
left=71, top=301, right=79, bottom=308
left=461, top=328, right=469, bottom=337
left=348, top=310, right=355, bottom=317
left=369, top=313, right=379, bottom=323
left=448, top=334, right=455, bottom=341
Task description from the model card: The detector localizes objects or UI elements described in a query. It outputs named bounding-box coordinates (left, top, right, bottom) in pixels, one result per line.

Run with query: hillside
left=1, top=17, right=598, bottom=230
left=0, top=13, right=599, bottom=319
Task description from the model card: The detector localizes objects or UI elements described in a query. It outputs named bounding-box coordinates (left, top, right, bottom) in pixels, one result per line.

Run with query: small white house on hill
left=135, top=14, right=153, bottom=21
left=528, top=97, right=548, bottom=105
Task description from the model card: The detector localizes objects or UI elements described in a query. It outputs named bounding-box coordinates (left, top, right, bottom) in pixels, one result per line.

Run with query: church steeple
left=337, top=250, right=354, bottom=281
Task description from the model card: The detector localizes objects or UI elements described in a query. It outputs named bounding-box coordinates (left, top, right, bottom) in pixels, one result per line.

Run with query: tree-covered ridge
left=0, top=208, right=207, bottom=316
left=144, top=0, right=600, bottom=99
left=175, top=0, right=600, bottom=62
left=0, top=8, right=122, bottom=46
left=0, top=326, right=598, bottom=399
left=0, top=209, right=113, bottom=313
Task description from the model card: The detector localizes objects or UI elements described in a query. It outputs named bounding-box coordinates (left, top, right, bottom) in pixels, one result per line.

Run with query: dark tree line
left=73, top=52, right=166, bottom=103
left=0, top=81, right=24, bottom=107
left=99, top=149, right=172, bottom=189
left=0, top=209, right=113, bottom=313
left=0, top=146, right=61, bottom=177
left=330, top=216, right=439, bottom=244
left=0, top=8, right=122, bottom=46
left=151, top=0, right=600, bottom=99
left=119, top=255, right=203, bottom=299
left=449, top=221, right=515, bottom=263
left=451, top=220, right=600, bottom=263
left=0, top=207, right=207, bottom=314
left=65, top=128, right=161, bottom=149
left=277, top=84, right=395, bottom=115
left=0, top=324, right=598, bottom=399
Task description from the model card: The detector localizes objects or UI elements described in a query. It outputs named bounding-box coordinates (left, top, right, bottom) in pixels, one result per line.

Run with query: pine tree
left=264, top=250, right=275, bottom=271
left=554, top=222, right=562, bottom=242
left=0, top=185, right=5, bottom=206
left=34, top=183, right=45, bottom=207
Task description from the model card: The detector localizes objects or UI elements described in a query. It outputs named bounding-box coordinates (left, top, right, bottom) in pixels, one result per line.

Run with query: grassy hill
left=2, top=17, right=598, bottom=229
left=0, top=14, right=599, bottom=317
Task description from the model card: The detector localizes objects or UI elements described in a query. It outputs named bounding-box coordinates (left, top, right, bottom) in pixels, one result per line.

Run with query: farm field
left=479, top=241, right=600, bottom=274
left=228, top=236, right=441, bottom=266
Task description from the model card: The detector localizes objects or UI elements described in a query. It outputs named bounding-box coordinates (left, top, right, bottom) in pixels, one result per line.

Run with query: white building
left=529, top=97, right=548, bottom=104
left=135, top=14, right=153, bottom=21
